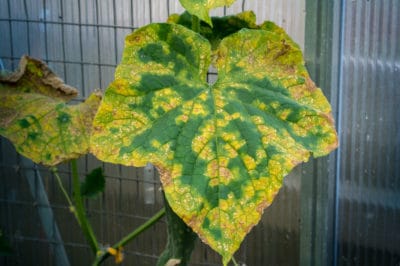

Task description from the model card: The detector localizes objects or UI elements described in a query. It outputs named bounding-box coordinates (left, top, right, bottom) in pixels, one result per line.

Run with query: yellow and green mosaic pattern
left=91, top=23, right=338, bottom=264
left=0, top=56, right=102, bottom=166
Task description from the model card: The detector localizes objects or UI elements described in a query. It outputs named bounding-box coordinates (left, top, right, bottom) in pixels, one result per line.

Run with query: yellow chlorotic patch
left=213, top=91, right=226, bottom=109
left=255, top=148, right=267, bottom=160
left=243, top=184, right=255, bottom=198
left=158, top=97, right=181, bottom=112
left=280, top=76, right=299, bottom=88
left=110, top=79, right=132, bottom=95
left=151, top=139, right=162, bottom=149
left=278, top=109, right=292, bottom=120
left=192, top=102, right=208, bottom=116
left=251, top=115, right=264, bottom=125
left=231, top=139, right=246, bottom=150
left=181, top=192, right=200, bottom=212
left=219, top=199, right=229, bottom=211
left=269, top=101, right=280, bottom=110
left=175, top=114, right=189, bottom=124
left=258, top=125, right=278, bottom=143
left=125, top=111, right=150, bottom=128
left=253, top=100, right=267, bottom=111
left=192, top=134, right=210, bottom=154
left=206, top=160, right=219, bottom=178
left=267, top=158, right=285, bottom=178
left=209, top=177, right=219, bottom=187
left=198, top=144, right=215, bottom=161
left=231, top=112, right=241, bottom=120
left=242, top=154, right=256, bottom=170
left=152, top=88, right=182, bottom=112
left=206, top=159, right=233, bottom=184
left=171, top=164, right=183, bottom=178
left=129, top=151, right=150, bottom=166
left=198, top=91, right=209, bottom=101
left=216, top=117, right=229, bottom=127
left=309, top=89, right=332, bottom=113
left=223, top=143, right=238, bottom=158
left=251, top=177, right=269, bottom=192
left=221, top=132, right=245, bottom=151
left=218, top=166, right=233, bottom=182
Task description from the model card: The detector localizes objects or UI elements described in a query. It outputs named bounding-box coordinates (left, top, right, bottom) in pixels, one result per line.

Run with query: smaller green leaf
left=80, top=167, right=105, bottom=198
left=179, top=0, right=236, bottom=26
left=168, top=11, right=259, bottom=49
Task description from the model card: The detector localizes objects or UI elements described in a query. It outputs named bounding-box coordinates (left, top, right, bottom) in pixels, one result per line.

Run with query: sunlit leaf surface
left=0, top=56, right=102, bottom=166
left=179, top=0, right=236, bottom=26
left=91, top=23, right=338, bottom=264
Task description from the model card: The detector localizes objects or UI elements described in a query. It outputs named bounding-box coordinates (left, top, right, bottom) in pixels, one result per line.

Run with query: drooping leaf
left=168, top=11, right=259, bottom=49
left=179, top=0, right=236, bottom=26
left=157, top=193, right=197, bottom=266
left=80, top=167, right=105, bottom=198
left=91, top=23, right=338, bottom=265
left=0, top=56, right=102, bottom=166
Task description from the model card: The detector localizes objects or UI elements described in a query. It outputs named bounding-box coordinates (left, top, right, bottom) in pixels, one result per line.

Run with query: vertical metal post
left=300, top=1, right=343, bottom=265
left=21, top=158, right=70, bottom=266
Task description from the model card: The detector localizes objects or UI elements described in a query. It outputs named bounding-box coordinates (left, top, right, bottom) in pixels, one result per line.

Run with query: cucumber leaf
left=91, top=23, right=338, bottom=265
left=0, top=56, right=102, bottom=166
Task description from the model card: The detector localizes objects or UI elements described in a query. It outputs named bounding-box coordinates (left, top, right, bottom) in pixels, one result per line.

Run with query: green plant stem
left=191, top=15, right=200, bottom=33
left=232, top=257, right=238, bottom=266
left=52, top=167, right=74, bottom=209
left=70, top=159, right=99, bottom=254
left=92, top=208, right=166, bottom=265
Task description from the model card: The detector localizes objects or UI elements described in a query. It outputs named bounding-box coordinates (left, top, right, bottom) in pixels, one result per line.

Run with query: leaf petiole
left=191, top=15, right=200, bottom=33
left=92, top=208, right=166, bottom=265
left=51, top=167, right=74, bottom=210
left=70, top=159, right=100, bottom=254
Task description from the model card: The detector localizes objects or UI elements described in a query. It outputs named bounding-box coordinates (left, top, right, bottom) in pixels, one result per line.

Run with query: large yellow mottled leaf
left=91, top=23, right=338, bottom=265
left=179, top=0, right=236, bottom=26
left=0, top=56, right=102, bottom=166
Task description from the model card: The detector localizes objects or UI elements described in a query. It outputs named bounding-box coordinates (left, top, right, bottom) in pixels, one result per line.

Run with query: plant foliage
left=80, top=167, right=105, bottom=198
left=0, top=56, right=101, bottom=166
left=0, top=1, right=338, bottom=265
left=90, top=21, right=338, bottom=264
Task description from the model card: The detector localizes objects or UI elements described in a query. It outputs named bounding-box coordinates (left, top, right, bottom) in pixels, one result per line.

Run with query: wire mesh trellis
left=0, top=0, right=306, bottom=265
left=2, top=0, right=399, bottom=266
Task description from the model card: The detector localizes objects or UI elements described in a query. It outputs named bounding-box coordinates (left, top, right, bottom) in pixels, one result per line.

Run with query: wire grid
left=0, top=0, right=306, bottom=265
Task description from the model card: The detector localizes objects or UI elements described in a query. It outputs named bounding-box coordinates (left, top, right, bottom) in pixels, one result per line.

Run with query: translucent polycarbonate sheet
left=337, top=1, right=400, bottom=265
